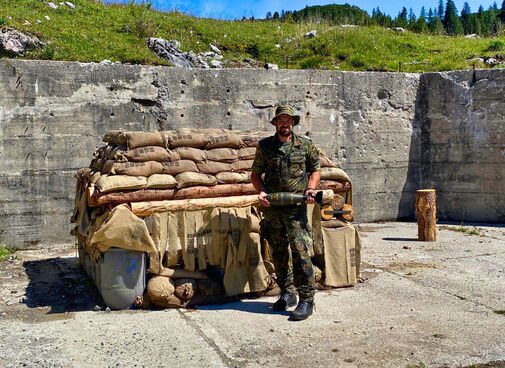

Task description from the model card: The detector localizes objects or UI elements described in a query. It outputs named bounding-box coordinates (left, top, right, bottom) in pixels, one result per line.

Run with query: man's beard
left=277, top=127, right=292, bottom=137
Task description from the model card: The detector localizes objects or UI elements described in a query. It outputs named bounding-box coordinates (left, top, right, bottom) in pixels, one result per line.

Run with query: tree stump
left=416, top=189, right=437, bottom=241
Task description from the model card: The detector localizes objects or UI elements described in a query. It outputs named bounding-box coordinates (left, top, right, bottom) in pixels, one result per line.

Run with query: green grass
left=495, top=310, right=505, bottom=315
left=1, top=0, right=505, bottom=71
left=439, top=226, right=482, bottom=236
left=0, top=244, right=13, bottom=260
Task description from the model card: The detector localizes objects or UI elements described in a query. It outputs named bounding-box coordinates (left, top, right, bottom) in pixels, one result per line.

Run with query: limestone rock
left=146, top=38, right=209, bottom=68
left=465, top=34, right=478, bottom=39
left=391, top=27, right=406, bottom=32
left=210, top=60, right=222, bottom=68
left=0, top=27, right=45, bottom=56
left=48, top=2, right=58, bottom=9
left=209, top=44, right=221, bottom=55
left=304, top=30, right=317, bottom=38
left=265, top=63, right=279, bottom=70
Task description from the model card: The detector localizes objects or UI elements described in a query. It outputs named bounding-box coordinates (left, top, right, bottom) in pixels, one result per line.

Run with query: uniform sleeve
left=306, top=143, right=321, bottom=173
left=251, top=146, right=266, bottom=175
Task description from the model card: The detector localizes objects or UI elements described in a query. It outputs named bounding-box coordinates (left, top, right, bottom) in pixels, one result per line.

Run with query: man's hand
left=304, top=188, right=317, bottom=204
left=258, top=191, right=270, bottom=207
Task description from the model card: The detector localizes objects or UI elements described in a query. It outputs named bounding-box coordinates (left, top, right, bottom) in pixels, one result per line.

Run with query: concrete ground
left=1, top=221, right=504, bottom=368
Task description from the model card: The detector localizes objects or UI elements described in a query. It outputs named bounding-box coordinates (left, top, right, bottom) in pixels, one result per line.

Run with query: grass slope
left=1, top=0, right=505, bottom=71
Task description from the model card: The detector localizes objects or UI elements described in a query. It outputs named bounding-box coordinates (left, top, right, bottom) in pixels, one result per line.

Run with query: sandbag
left=96, top=174, right=147, bottom=193
left=125, top=131, right=164, bottom=149
left=322, top=224, right=361, bottom=288
left=197, top=161, right=232, bottom=174
left=173, top=183, right=256, bottom=200
left=103, top=130, right=127, bottom=146
left=174, top=279, right=197, bottom=301
left=90, top=204, right=156, bottom=253
left=319, top=156, right=338, bottom=168
left=238, top=147, right=257, bottom=160
left=319, top=180, right=352, bottom=192
left=166, top=133, right=209, bottom=149
left=109, top=161, right=164, bottom=176
left=175, top=172, right=218, bottom=189
left=91, top=158, right=106, bottom=172
left=238, top=131, right=270, bottom=147
left=105, top=145, right=127, bottom=161
left=177, top=128, right=228, bottom=135
left=231, top=160, right=254, bottom=172
left=205, top=134, right=243, bottom=149
left=206, top=148, right=238, bottom=163
left=146, top=276, right=187, bottom=308
left=161, top=160, right=198, bottom=175
left=215, top=172, right=251, bottom=184
left=123, top=146, right=179, bottom=162
left=320, top=167, right=351, bottom=181
left=321, top=219, right=349, bottom=228
left=175, top=147, right=207, bottom=162
left=146, top=174, right=177, bottom=189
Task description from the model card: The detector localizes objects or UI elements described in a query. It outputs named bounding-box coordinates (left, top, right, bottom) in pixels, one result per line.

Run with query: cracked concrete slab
left=1, top=222, right=504, bottom=367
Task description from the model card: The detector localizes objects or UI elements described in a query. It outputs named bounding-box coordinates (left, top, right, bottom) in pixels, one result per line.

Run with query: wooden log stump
left=416, top=189, right=437, bottom=241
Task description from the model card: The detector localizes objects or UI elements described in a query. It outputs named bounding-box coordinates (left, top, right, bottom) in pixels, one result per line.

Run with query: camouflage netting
left=71, top=128, right=359, bottom=309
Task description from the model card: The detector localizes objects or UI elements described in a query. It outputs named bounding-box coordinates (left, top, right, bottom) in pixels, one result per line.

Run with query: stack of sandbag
left=82, top=129, right=352, bottom=206
left=71, top=128, right=356, bottom=309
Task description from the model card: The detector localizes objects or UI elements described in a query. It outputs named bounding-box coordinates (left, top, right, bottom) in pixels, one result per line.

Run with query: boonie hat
left=271, top=105, right=300, bottom=126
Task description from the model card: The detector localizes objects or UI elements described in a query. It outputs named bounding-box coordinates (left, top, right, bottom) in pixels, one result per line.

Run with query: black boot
left=289, top=300, right=314, bottom=320
left=272, top=292, right=297, bottom=311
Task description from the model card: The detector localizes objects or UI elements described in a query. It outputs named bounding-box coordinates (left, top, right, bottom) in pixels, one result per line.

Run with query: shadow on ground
left=196, top=300, right=290, bottom=316
left=22, top=257, right=102, bottom=314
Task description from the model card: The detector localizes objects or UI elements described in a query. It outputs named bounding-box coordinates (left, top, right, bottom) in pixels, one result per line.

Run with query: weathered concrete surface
left=1, top=223, right=504, bottom=367
left=0, top=60, right=420, bottom=247
left=418, top=70, right=505, bottom=223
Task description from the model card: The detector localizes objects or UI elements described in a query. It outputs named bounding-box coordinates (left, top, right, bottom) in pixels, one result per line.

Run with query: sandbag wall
left=71, top=128, right=355, bottom=309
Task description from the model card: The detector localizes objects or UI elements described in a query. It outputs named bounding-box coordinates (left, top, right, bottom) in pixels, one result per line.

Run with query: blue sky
left=106, top=0, right=499, bottom=19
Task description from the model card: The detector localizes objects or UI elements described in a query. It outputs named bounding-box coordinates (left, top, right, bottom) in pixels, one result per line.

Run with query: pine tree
left=444, top=0, right=464, bottom=35
left=499, top=0, right=505, bottom=22
left=438, top=0, right=445, bottom=19
left=461, top=2, right=471, bottom=34
left=266, top=11, right=272, bottom=19
left=428, top=8, right=434, bottom=22
left=430, top=16, right=445, bottom=34
left=420, top=7, right=427, bottom=19
left=273, top=11, right=279, bottom=20
left=396, top=7, right=408, bottom=28
left=408, top=8, right=417, bottom=29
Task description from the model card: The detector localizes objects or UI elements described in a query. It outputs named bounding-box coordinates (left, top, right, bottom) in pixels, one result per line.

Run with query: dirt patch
left=0, top=245, right=102, bottom=323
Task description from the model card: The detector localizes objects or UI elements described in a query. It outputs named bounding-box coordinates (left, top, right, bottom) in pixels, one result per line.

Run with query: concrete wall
left=417, top=70, right=505, bottom=223
left=0, top=60, right=503, bottom=247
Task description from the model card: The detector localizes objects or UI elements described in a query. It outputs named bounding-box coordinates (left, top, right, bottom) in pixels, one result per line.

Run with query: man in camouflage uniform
left=251, top=105, right=321, bottom=321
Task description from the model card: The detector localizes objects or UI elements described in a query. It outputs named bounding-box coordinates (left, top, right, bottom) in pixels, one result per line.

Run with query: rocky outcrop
left=0, top=27, right=45, bottom=56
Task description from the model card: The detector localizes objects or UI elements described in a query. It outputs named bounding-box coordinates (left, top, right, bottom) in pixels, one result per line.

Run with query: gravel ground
left=1, top=221, right=504, bottom=368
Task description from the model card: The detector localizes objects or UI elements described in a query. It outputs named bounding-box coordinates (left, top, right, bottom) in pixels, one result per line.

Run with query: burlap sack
left=248, top=232, right=270, bottom=292
left=231, top=160, right=254, bottom=172
left=166, top=133, right=209, bottom=149
left=91, top=158, right=106, bottom=172
left=320, top=167, right=351, bottom=181
left=161, top=160, right=198, bottom=175
left=321, top=219, right=349, bottom=228
left=105, top=145, right=127, bottom=161
left=238, top=147, right=257, bottom=160
left=94, top=146, right=106, bottom=159
left=174, top=279, right=197, bottom=301
left=238, top=131, right=270, bottom=147
left=109, top=161, right=164, bottom=176
left=322, top=224, right=360, bottom=287
left=147, top=277, right=187, bottom=308
left=205, top=134, right=244, bottom=149
left=175, top=147, right=207, bottom=162
left=206, top=148, right=238, bottom=163
left=146, top=174, right=177, bottom=189
left=125, top=131, right=164, bottom=149
left=319, top=156, right=338, bottom=168
left=331, top=193, right=346, bottom=210
left=90, top=204, right=156, bottom=253
left=96, top=174, right=147, bottom=193
left=103, top=130, right=127, bottom=146
left=123, top=146, right=179, bottom=162
left=177, top=128, right=228, bottom=135
left=175, top=172, right=218, bottom=189
left=215, top=172, right=251, bottom=184
left=197, top=161, right=232, bottom=174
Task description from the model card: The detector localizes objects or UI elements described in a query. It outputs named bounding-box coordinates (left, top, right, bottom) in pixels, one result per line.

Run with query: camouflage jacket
left=251, top=133, right=320, bottom=194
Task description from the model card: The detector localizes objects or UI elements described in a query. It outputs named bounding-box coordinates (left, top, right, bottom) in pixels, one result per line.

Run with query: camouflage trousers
left=260, top=205, right=316, bottom=302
